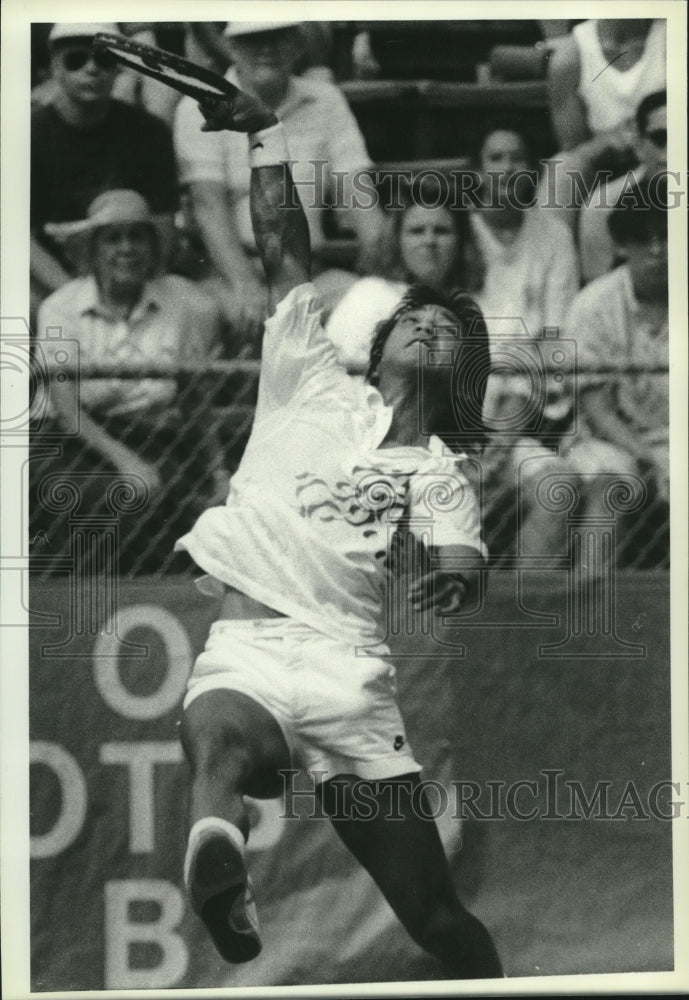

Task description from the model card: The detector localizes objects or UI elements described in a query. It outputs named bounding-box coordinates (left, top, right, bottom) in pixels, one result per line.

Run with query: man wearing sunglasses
left=579, top=89, right=667, bottom=282
left=31, top=23, right=178, bottom=318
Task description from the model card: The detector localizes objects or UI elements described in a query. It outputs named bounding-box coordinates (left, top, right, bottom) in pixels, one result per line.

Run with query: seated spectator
left=564, top=179, right=669, bottom=564
left=467, top=120, right=584, bottom=559
left=185, top=20, right=334, bottom=80
left=540, top=18, right=666, bottom=230
left=30, top=190, right=227, bottom=574
left=326, top=187, right=475, bottom=370
left=578, top=89, right=667, bottom=283
left=31, top=23, right=179, bottom=319
left=174, top=20, right=387, bottom=347
left=33, top=23, right=188, bottom=126
left=469, top=119, right=580, bottom=338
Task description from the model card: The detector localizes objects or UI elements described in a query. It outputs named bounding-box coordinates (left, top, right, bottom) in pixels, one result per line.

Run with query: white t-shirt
left=566, top=264, right=668, bottom=443
left=470, top=207, right=579, bottom=342
left=469, top=208, right=580, bottom=430
left=176, top=284, right=485, bottom=645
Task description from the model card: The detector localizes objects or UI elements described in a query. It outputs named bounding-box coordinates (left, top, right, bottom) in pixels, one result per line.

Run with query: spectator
left=174, top=20, right=387, bottom=346
left=30, top=23, right=179, bottom=318
left=31, top=190, right=226, bottom=574
left=469, top=119, right=580, bottom=340
left=326, top=187, right=475, bottom=371
left=578, top=89, right=667, bottom=282
left=467, top=120, right=583, bottom=559
left=185, top=20, right=334, bottom=80
left=388, top=194, right=474, bottom=293
left=565, top=180, right=669, bottom=562
left=33, top=23, right=188, bottom=126
left=541, top=18, right=666, bottom=229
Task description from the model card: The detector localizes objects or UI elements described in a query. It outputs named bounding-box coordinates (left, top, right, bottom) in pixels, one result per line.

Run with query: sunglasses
left=60, top=48, right=118, bottom=72
left=645, top=128, right=667, bottom=149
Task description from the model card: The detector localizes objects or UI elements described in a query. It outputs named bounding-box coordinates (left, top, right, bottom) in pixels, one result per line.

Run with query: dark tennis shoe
left=186, top=829, right=262, bottom=963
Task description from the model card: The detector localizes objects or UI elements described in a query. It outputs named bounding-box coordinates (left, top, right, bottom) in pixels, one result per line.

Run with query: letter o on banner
left=30, top=742, right=87, bottom=858
left=93, top=606, right=191, bottom=720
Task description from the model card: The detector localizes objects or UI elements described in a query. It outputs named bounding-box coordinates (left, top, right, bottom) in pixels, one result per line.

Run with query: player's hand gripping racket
left=93, top=32, right=276, bottom=132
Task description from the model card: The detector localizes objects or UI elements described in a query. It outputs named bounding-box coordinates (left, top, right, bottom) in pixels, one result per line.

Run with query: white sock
left=183, top=817, right=246, bottom=889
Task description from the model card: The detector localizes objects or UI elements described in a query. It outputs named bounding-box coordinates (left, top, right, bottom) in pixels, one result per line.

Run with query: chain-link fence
left=28, top=361, right=670, bottom=580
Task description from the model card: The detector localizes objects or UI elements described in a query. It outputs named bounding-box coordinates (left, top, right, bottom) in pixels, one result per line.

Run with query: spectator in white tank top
left=539, top=19, right=666, bottom=232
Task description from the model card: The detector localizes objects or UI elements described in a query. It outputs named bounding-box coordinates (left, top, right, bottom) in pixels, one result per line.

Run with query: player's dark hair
left=366, top=284, right=491, bottom=453
left=607, top=176, right=668, bottom=245
left=635, top=89, right=667, bottom=136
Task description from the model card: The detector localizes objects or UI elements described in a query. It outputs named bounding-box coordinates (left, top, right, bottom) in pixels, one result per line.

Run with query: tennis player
left=176, top=84, right=503, bottom=980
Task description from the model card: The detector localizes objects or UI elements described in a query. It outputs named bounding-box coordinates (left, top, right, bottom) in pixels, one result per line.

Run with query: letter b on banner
left=104, top=879, right=188, bottom=988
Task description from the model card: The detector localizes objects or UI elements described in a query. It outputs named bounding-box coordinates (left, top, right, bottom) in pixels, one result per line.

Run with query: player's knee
left=181, top=708, right=252, bottom=783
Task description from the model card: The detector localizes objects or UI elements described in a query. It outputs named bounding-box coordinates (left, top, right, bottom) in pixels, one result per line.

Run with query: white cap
left=326, top=278, right=409, bottom=373
left=48, top=23, right=120, bottom=46
left=224, top=21, right=302, bottom=38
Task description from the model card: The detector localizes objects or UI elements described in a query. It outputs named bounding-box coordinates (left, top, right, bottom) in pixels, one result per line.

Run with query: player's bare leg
left=318, top=773, right=504, bottom=980
left=180, top=689, right=291, bottom=962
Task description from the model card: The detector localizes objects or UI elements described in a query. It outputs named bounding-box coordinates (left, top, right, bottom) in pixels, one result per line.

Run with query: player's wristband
left=247, top=122, right=289, bottom=169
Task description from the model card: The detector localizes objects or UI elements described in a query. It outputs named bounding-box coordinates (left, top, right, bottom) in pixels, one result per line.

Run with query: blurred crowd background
left=28, top=18, right=670, bottom=577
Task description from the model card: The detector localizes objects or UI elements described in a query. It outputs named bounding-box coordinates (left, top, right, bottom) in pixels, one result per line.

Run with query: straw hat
left=224, top=21, right=303, bottom=38
left=44, top=190, right=163, bottom=242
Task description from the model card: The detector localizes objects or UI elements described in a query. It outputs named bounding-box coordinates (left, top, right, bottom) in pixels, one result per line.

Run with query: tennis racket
left=92, top=32, right=239, bottom=106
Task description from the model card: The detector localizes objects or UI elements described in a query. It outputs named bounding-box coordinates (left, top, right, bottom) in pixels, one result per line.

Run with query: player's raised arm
left=198, top=89, right=311, bottom=310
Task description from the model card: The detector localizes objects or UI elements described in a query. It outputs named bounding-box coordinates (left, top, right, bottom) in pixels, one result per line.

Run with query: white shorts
left=184, top=618, right=421, bottom=783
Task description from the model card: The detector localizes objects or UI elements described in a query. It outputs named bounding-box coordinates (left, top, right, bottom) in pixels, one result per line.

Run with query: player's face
left=93, top=223, right=154, bottom=286
left=638, top=105, right=667, bottom=174
left=229, top=30, right=298, bottom=92
left=399, top=205, right=460, bottom=288
left=51, top=43, right=118, bottom=105
left=379, top=304, right=460, bottom=375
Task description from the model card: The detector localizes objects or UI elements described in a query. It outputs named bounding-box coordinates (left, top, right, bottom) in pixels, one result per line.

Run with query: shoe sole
left=188, top=832, right=262, bottom=963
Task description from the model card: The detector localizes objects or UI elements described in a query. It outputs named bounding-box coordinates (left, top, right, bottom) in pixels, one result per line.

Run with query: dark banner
left=29, top=572, right=673, bottom=990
